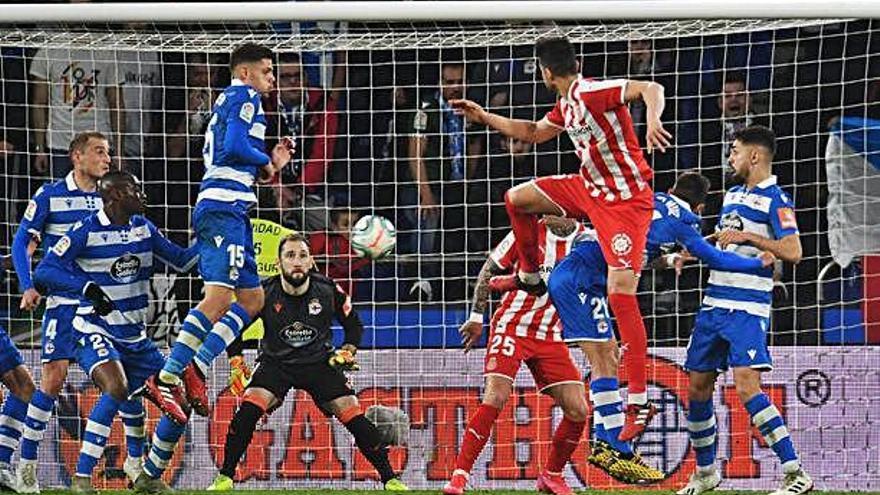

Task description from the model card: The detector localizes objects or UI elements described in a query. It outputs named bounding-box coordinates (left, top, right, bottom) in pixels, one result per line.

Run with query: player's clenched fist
left=228, top=355, right=252, bottom=396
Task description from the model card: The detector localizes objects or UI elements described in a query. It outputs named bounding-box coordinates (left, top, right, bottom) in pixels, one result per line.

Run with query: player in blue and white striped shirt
left=32, top=171, right=198, bottom=494
left=146, top=43, right=293, bottom=420
left=8, top=132, right=143, bottom=492
left=678, top=126, right=812, bottom=495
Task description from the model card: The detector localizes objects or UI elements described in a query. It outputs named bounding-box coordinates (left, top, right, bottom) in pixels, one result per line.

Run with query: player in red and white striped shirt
left=451, top=37, right=671, bottom=440
left=443, top=216, right=587, bottom=495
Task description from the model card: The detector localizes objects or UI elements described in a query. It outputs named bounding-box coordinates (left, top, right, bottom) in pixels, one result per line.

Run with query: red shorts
left=483, top=334, right=582, bottom=392
left=533, top=174, right=653, bottom=272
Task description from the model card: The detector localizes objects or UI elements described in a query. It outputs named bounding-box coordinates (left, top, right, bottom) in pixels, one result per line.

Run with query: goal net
left=0, top=15, right=878, bottom=491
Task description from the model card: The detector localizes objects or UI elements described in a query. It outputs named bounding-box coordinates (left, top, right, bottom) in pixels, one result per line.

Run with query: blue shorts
left=75, top=333, right=166, bottom=396
left=548, top=253, right=614, bottom=342
left=0, top=328, right=24, bottom=376
left=684, top=306, right=773, bottom=373
left=41, top=301, right=78, bottom=362
left=194, top=207, right=260, bottom=290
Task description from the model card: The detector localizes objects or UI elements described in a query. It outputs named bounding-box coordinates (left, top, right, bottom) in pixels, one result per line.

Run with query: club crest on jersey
left=610, top=233, right=632, bottom=256
left=308, top=298, right=322, bottom=315
left=229, top=267, right=239, bottom=282
left=597, top=319, right=610, bottom=334
left=110, top=253, right=141, bottom=284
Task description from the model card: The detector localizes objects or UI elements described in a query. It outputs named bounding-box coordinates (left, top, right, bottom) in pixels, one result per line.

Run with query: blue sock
left=162, top=309, right=212, bottom=380
left=194, top=303, right=251, bottom=373
left=143, top=416, right=187, bottom=479
left=745, top=393, right=800, bottom=473
left=20, top=390, right=56, bottom=461
left=120, top=399, right=145, bottom=459
left=0, top=394, right=28, bottom=463
left=77, top=394, right=122, bottom=477
left=688, top=399, right=717, bottom=470
left=592, top=410, right=610, bottom=443
left=590, top=377, right=632, bottom=455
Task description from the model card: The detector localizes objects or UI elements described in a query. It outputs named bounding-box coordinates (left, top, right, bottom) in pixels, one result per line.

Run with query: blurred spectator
left=270, top=20, right=347, bottom=100
left=29, top=47, right=125, bottom=178
left=116, top=47, right=161, bottom=165
left=467, top=133, right=535, bottom=251
left=402, top=61, right=482, bottom=300
left=309, top=208, right=370, bottom=297
left=265, top=52, right=340, bottom=232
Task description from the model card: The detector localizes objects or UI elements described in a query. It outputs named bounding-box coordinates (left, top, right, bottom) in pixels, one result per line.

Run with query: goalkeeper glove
left=328, top=348, right=360, bottom=371
left=228, top=355, right=252, bottom=396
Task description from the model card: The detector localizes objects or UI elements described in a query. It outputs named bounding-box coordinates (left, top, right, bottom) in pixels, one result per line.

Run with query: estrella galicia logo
left=720, top=211, right=744, bottom=231
left=110, top=254, right=141, bottom=284
left=280, top=321, right=317, bottom=348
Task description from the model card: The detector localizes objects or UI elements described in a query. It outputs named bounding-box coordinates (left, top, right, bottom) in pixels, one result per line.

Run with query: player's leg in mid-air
left=0, top=327, right=35, bottom=490
left=146, top=207, right=263, bottom=420
left=547, top=251, right=663, bottom=484
left=678, top=308, right=812, bottom=495
left=209, top=358, right=407, bottom=491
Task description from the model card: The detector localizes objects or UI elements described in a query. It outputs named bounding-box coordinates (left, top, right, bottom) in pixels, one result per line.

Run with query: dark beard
left=282, top=271, right=309, bottom=287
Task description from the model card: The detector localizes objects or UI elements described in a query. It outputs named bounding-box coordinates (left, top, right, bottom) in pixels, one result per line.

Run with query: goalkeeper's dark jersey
left=247, top=273, right=363, bottom=366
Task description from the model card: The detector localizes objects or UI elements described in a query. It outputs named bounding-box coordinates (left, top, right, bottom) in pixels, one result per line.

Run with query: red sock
left=505, top=190, right=540, bottom=274
left=609, top=292, right=648, bottom=396
left=546, top=417, right=586, bottom=473
left=454, top=404, right=500, bottom=473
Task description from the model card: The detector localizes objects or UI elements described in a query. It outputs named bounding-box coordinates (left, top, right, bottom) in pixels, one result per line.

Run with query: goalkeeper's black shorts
left=248, top=356, right=354, bottom=409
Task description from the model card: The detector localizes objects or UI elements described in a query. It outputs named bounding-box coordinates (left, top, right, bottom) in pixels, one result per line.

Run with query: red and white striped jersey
left=543, top=76, right=653, bottom=201
left=488, top=220, right=586, bottom=341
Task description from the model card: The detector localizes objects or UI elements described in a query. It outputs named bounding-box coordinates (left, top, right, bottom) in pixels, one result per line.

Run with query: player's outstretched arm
left=147, top=221, right=199, bottom=273
left=449, top=98, right=561, bottom=144
left=460, top=257, right=505, bottom=353
left=624, top=80, right=671, bottom=153
left=717, top=230, right=802, bottom=264
left=676, top=222, right=770, bottom=274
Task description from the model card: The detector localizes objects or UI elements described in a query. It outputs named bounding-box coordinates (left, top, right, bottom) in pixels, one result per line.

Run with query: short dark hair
left=68, top=131, right=107, bottom=155
left=535, top=37, right=578, bottom=77
left=671, top=172, right=711, bottom=210
left=97, top=170, right=141, bottom=199
left=277, top=51, right=301, bottom=65
left=733, top=125, right=776, bottom=156
left=278, top=232, right=309, bottom=258
left=724, top=70, right=747, bottom=88
left=229, top=43, right=273, bottom=71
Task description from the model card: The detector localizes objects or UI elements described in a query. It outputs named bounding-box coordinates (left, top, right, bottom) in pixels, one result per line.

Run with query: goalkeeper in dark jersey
left=207, top=233, right=408, bottom=491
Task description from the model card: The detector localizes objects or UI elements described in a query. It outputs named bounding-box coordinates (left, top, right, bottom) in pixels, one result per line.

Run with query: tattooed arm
left=460, top=257, right=506, bottom=352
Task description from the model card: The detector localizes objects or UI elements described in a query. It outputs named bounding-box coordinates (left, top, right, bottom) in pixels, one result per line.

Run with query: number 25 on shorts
left=488, top=335, right=516, bottom=357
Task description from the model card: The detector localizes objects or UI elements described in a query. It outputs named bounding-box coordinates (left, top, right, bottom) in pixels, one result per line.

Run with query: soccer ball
left=365, top=405, right=409, bottom=446
left=350, top=215, right=396, bottom=260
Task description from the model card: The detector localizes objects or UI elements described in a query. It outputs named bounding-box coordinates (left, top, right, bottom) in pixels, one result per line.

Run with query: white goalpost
left=0, top=2, right=878, bottom=491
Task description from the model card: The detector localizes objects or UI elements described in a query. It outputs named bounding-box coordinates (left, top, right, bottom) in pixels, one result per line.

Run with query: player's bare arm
left=460, top=258, right=505, bottom=353
left=717, top=230, right=802, bottom=264
left=449, top=98, right=562, bottom=144
left=624, top=80, right=672, bottom=153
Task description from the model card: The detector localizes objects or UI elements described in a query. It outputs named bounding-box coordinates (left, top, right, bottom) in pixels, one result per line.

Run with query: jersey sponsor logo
left=778, top=207, right=798, bottom=230
left=308, top=298, right=322, bottom=316
left=720, top=211, right=744, bottom=231
left=280, top=321, right=318, bottom=348
left=610, top=232, right=632, bottom=256
left=51, top=235, right=72, bottom=256
left=240, top=102, right=255, bottom=123
left=24, top=200, right=38, bottom=221
left=110, top=253, right=141, bottom=284
left=229, top=266, right=240, bottom=282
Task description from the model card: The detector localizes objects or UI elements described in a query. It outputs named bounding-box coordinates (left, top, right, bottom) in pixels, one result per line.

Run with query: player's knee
left=607, top=272, right=638, bottom=295
left=237, top=291, right=265, bottom=319
left=482, top=386, right=511, bottom=410
left=687, top=374, right=715, bottom=402
left=561, top=397, right=588, bottom=423
left=40, top=361, right=69, bottom=396
left=106, top=381, right=129, bottom=403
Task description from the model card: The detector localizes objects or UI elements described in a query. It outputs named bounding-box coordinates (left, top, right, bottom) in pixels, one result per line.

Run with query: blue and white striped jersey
left=704, top=175, right=799, bottom=317
left=12, top=173, right=103, bottom=295
left=197, top=79, right=269, bottom=213
left=33, top=210, right=198, bottom=343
